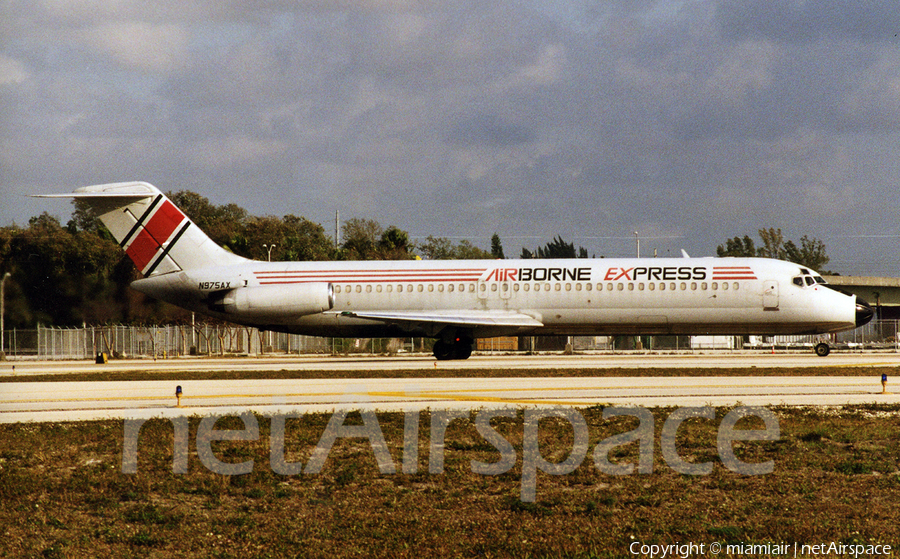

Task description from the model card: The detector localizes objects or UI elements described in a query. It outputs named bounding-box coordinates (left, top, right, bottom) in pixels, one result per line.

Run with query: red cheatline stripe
left=259, top=277, right=482, bottom=285
left=253, top=269, right=486, bottom=275
left=269, top=273, right=479, bottom=278
left=712, top=267, right=756, bottom=279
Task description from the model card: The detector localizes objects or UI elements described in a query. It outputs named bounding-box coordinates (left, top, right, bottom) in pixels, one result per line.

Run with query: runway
left=2, top=354, right=898, bottom=422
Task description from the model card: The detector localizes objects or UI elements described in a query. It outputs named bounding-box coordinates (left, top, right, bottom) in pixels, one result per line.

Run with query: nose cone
left=856, top=299, right=874, bottom=327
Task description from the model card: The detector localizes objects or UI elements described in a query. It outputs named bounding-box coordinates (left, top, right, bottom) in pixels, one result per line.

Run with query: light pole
left=634, top=231, right=640, bottom=258
left=1, top=272, right=10, bottom=356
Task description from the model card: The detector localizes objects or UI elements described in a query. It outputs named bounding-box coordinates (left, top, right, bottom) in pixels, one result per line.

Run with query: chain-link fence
left=1, top=320, right=897, bottom=360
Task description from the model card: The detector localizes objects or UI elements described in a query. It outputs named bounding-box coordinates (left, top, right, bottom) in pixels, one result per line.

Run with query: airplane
left=37, top=181, right=873, bottom=359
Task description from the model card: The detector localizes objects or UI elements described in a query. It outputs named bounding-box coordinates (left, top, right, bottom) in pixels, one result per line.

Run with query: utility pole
left=335, top=210, right=340, bottom=250
left=1, top=272, right=10, bottom=356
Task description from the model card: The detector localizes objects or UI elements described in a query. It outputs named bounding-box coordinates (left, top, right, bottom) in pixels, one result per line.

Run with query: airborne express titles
left=482, top=266, right=710, bottom=283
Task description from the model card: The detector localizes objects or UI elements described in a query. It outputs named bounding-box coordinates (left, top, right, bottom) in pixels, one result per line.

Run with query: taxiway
left=1, top=353, right=897, bottom=422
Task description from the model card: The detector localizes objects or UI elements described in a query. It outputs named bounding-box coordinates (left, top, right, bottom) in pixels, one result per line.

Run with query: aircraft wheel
left=814, top=342, right=831, bottom=357
left=433, top=340, right=454, bottom=360
left=452, top=342, right=473, bottom=360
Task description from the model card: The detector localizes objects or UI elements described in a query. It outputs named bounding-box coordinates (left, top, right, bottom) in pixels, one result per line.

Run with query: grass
left=2, top=405, right=900, bottom=557
left=2, top=364, right=898, bottom=384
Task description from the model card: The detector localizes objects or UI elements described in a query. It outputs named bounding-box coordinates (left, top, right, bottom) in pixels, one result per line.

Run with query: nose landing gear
left=814, top=342, right=831, bottom=357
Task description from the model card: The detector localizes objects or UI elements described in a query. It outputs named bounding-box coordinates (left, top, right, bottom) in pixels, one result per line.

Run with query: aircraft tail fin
left=36, top=181, right=246, bottom=276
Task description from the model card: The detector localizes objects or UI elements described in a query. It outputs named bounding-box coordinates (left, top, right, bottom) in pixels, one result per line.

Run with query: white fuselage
left=133, top=256, right=860, bottom=339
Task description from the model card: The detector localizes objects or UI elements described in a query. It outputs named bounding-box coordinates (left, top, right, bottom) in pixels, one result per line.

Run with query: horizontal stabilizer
left=33, top=181, right=159, bottom=199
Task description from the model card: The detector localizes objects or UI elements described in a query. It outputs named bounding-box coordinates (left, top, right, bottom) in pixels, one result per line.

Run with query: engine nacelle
left=215, top=282, right=334, bottom=318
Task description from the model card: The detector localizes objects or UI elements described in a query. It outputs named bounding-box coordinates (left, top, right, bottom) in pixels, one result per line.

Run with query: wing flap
left=339, top=309, right=543, bottom=328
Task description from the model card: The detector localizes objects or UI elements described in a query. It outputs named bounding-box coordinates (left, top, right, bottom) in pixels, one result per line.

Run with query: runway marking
left=3, top=379, right=881, bottom=403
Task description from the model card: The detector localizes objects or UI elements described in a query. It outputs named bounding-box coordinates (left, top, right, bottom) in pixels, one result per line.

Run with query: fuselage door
left=762, top=280, right=779, bottom=310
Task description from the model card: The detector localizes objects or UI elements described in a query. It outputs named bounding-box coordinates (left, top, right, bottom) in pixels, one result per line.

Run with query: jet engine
left=213, top=283, right=334, bottom=318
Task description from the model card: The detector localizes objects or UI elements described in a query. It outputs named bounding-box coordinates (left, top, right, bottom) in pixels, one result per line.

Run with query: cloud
left=0, top=55, right=29, bottom=85
left=5, top=0, right=900, bottom=274
left=79, top=21, right=189, bottom=72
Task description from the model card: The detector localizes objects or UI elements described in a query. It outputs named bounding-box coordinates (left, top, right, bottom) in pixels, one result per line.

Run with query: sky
left=3, top=0, right=900, bottom=275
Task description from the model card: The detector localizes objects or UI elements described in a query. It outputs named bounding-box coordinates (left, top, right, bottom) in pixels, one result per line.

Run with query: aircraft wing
left=339, top=309, right=543, bottom=328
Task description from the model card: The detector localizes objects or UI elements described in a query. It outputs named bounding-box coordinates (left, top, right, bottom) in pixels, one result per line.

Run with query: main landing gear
left=433, top=337, right=474, bottom=360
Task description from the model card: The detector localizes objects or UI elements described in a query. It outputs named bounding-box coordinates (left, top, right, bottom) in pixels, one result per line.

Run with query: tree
left=716, top=229, right=830, bottom=272
left=522, top=236, right=588, bottom=259
left=418, top=236, right=492, bottom=260
left=716, top=235, right=756, bottom=258
left=418, top=236, right=455, bottom=260
left=378, top=226, right=413, bottom=260
left=757, top=227, right=785, bottom=260
left=784, top=235, right=830, bottom=272
left=341, top=218, right=382, bottom=260
left=490, top=233, right=505, bottom=259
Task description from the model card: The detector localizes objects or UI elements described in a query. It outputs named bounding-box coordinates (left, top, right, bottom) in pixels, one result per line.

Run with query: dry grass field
left=2, top=400, right=900, bottom=558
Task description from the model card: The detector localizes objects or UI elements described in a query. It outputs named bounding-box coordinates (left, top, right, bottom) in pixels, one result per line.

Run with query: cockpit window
left=814, top=276, right=827, bottom=284
left=794, top=275, right=822, bottom=287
